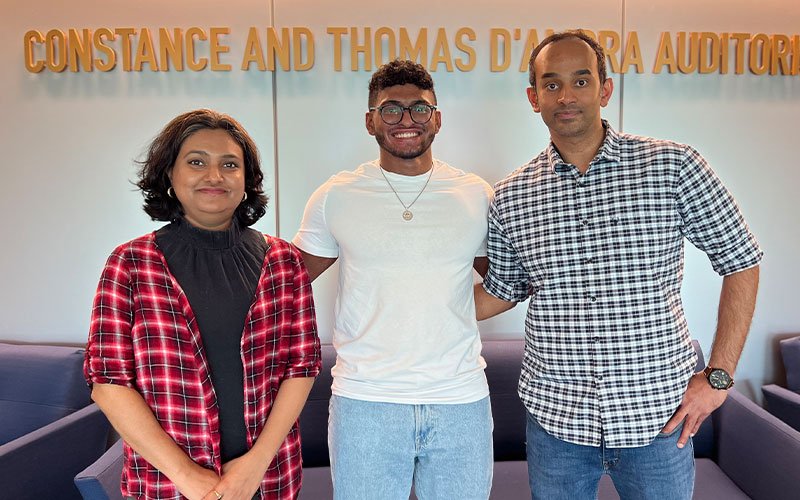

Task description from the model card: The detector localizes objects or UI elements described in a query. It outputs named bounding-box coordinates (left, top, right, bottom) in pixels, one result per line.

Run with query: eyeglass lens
left=379, top=104, right=433, bottom=124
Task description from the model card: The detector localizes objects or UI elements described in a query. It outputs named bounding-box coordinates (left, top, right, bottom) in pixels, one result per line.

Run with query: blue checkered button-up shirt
left=483, top=123, right=762, bottom=448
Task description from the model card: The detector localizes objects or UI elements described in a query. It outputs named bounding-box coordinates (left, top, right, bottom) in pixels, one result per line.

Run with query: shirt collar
left=545, top=120, right=621, bottom=173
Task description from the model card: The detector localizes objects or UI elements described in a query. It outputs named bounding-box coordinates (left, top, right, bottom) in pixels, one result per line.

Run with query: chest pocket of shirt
left=606, top=195, right=681, bottom=272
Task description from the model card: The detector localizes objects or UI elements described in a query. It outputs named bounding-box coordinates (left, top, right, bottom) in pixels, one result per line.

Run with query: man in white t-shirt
left=293, top=60, right=493, bottom=500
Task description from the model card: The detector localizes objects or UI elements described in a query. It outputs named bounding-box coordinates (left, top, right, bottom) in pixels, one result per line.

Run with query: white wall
left=1, top=0, right=797, bottom=400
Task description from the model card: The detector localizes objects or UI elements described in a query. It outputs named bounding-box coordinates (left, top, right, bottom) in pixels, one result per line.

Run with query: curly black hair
left=136, top=109, right=268, bottom=227
left=368, top=59, right=437, bottom=107
left=528, top=30, right=608, bottom=89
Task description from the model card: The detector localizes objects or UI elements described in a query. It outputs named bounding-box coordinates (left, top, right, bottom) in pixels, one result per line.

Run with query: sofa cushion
left=714, top=389, right=800, bottom=499
left=693, top=459, right=749, bottom=499
left=491, top=461, right=529, bottom=499
left=483, top=340, right=527, bottom=461
left=0, top=343, right=89, bottom=445
left=298, top=466, right=333, bottom=500
left=780, top=336, right=800, bottom=392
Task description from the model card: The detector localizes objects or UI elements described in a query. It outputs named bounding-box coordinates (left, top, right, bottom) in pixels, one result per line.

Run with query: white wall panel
left=623, top=0, right=800, bottom=396
left=0, top=0, right=275, bottom=342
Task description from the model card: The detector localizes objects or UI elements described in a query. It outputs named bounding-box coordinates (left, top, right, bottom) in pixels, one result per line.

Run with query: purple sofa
left=762, top=335, right=800, bottom=432
left=298, top=339, right=800, bottom=500
left=0, top=343, right=111, bottom=500
left=73, top=339, right=800, bottom=499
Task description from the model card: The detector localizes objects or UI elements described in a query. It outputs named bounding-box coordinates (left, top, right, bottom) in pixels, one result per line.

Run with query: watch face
left=709, top=369, right=732, bottom=389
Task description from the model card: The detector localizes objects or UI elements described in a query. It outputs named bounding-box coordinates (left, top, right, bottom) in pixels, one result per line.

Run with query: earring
left=167, top=187, right=175, bottom=198
left=241, top=192, right=248, bottom=202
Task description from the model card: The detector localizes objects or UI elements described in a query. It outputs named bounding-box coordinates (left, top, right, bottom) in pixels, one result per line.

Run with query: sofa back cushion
left=780, top=336, right=800, bottom=392
left=300, top=344, right=336, bottom=467
left=298, top=339, right=712, bottom=465
left=0, top=343, right=90, bottom=445
left=482, top=340, right=527, bottom=460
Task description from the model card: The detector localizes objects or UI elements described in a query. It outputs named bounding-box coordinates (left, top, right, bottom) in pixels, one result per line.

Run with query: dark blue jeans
left=526, top=412, right=694, bottom=500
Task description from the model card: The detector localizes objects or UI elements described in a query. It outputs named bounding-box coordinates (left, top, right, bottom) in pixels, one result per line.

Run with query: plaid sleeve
left=482, top=196, right=533, bottom=302
left=473, top=180, right=493, bottom=258
left=677, top=146, right=763, bottom=276
left=84, top=247, right=136, bottom=388
left=283, top=244, right=322, bottom=379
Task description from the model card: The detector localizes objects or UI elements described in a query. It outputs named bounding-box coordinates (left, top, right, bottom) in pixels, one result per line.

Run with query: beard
left=374, top=130, right=436, bottom=160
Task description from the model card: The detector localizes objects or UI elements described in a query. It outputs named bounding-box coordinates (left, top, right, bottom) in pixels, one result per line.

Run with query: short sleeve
left=677, top=146, right=763, bottom=276
left=292, top=180, right=339, bottom=258
left=482, top=197, right=533, bottom=302
left=83, top=249, right=137, bottom=388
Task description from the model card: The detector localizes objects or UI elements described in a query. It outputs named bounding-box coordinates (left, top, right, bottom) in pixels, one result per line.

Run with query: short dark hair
left=368, top=59, right=436, bottom=107
left=136, top=109, right=268, bottom=227
left=528, top=30, right=607, bottom=89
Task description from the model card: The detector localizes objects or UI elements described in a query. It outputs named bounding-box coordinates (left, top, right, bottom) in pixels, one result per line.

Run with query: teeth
left=394, top=132, right=419, bottom=138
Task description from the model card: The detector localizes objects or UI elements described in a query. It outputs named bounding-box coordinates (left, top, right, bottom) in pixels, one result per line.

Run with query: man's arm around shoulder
left=296, top=248, right=337, bottom=282
left=474, top=282, right=516, bottom=321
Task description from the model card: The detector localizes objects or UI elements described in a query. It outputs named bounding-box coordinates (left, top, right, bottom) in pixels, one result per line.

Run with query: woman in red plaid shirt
left=84, top=109, right=322, bottom=500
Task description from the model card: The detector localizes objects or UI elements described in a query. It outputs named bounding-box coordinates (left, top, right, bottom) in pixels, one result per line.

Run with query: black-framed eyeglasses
left=369, top=103, right=437, bottom=125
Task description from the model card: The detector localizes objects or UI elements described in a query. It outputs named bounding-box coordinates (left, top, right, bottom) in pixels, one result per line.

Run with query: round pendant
left=402, top=210, right=413, bottom=221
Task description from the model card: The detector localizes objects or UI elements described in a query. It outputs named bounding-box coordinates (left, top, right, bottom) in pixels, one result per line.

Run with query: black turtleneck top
left=155, top=218, right=267, bottom=462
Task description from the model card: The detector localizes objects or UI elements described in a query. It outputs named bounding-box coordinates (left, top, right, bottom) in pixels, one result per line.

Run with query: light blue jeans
left=329, top=395, right=493, bottom=500
left=526, top=412, right=695, bottom=500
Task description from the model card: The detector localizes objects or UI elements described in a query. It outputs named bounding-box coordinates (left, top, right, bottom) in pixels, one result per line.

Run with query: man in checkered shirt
left=476, top=30, right=762, bottom=499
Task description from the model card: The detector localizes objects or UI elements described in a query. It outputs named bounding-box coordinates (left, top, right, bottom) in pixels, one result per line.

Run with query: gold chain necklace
left=379, top=163, right=434, bottom=221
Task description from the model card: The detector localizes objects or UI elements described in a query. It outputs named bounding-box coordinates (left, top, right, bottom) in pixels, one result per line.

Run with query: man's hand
left=661, top=373, right=728, bottom=448
left=206, top=453, right=269, bottom=500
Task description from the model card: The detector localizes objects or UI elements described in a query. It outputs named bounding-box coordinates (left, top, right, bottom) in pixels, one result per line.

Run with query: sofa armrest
left=75, top=438, right=124, bottom=500
left=714, top=389, right=800, bottom=500
left=762, top=384, right=800, bottom=432
left=0, top=403, right=111, bottom=500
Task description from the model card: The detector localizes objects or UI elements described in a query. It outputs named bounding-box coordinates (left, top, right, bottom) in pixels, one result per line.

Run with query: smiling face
left=528, top=37, right=613, bottom=145
left=169, top=128, right=246, bottom=231
left=366, top=83, right=441, bottom=174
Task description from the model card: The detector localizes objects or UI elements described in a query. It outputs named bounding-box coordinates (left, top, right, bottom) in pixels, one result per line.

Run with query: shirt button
left=581, top=219, right=589, bottom=226
left=589, top=295, right=597, bottom=302
left=593, top=337, right=600, bottom=342
left=584, top=257, right=593, bottom=264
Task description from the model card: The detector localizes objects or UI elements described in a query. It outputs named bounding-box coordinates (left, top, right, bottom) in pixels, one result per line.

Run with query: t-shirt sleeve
left=677, top=145, right=763, bottom=276
left=84, top=248, right=137, bottom=388
left=292, top=180, right=339, bottom=258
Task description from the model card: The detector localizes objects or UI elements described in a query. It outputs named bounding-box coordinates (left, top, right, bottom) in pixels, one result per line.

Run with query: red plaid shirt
left=84, top=232, right=321, bottom=500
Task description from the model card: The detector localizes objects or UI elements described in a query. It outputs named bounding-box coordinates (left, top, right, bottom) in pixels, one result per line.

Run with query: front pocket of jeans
left=656, top=421, right=683, bottom=438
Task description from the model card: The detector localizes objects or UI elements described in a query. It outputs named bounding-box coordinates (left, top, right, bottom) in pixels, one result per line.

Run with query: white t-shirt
left=293, top=159, right=492, bottom=404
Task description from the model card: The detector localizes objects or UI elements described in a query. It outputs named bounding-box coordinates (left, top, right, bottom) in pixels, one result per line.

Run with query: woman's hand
left=173, top=465, right=221, bottom=500
left=210, top=378, right=317, bottom=499
left=209, top=453, right=269, bottom=500
left=91, top=384, right=221, bottom=500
